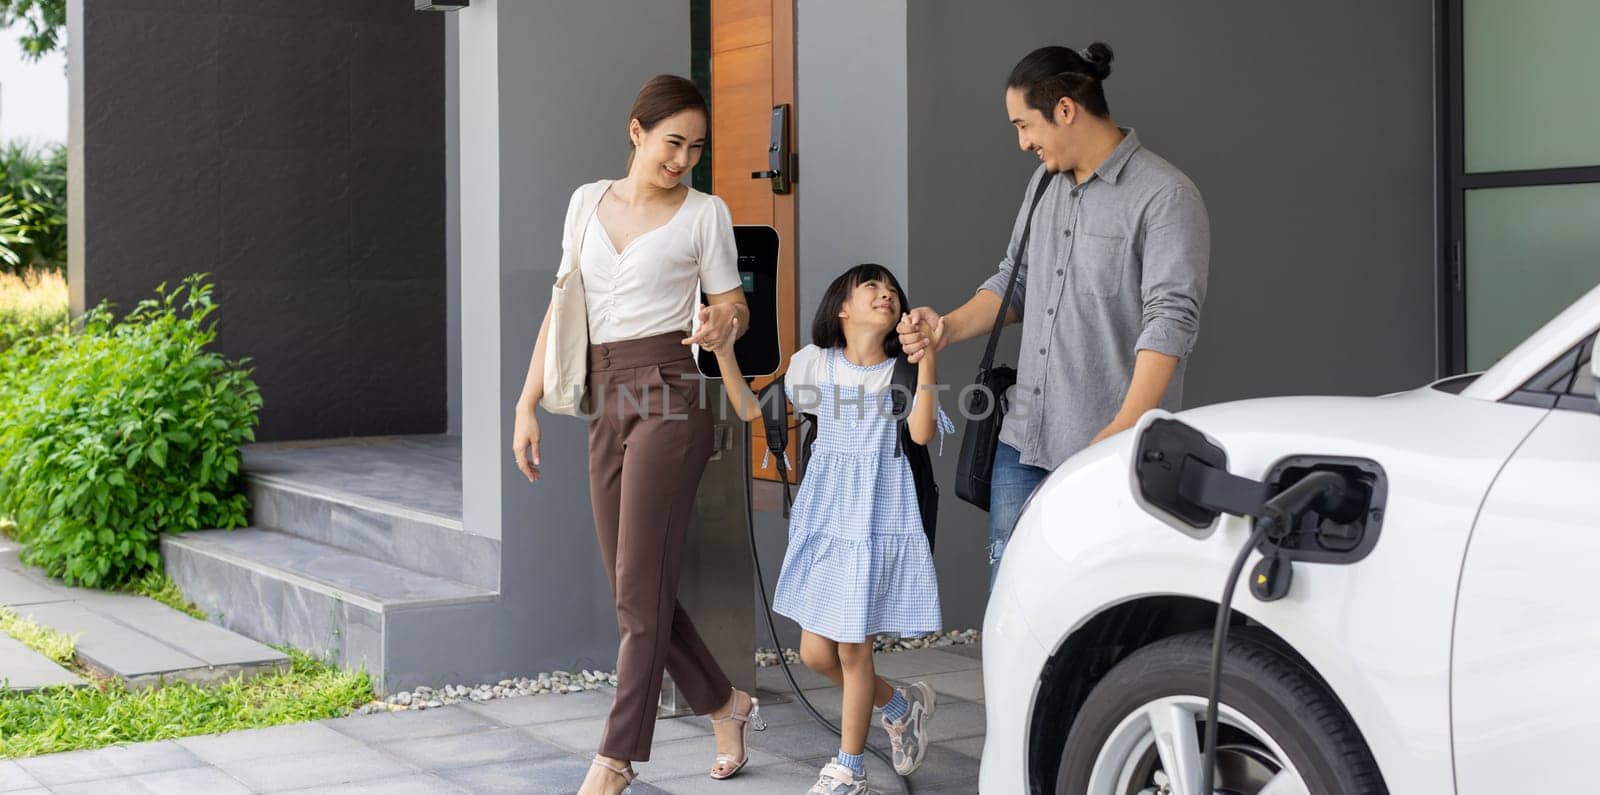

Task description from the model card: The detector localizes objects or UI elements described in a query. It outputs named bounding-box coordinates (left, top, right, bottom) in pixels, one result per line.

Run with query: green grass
left=120, top=570, right=206, bottom=621
left=0, top=606, right=76, bottom=666
left=0, top=647, right=375, bottom=759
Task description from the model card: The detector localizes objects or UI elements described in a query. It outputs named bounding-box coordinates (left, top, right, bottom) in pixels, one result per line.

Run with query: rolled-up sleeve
left=978, top=167, right=1048, bottom=317
left=1134, top=183, right=1209, bottom=357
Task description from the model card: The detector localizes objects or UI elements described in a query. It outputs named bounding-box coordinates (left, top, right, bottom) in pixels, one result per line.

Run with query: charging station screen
left=698, top=226, right=781, bottom=379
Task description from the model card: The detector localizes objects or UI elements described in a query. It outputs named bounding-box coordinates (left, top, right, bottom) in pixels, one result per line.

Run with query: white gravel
left=359, top=629, right=980, bottom=714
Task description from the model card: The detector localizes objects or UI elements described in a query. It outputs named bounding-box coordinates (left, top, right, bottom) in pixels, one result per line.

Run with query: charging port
left=1255, top=456, right=1388, bottom=564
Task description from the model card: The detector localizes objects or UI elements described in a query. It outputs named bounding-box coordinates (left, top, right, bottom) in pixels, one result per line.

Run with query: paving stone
left=0, top=632, right=84, bottom=692
left=433, top=756, right=598, bottom=794
left=381, top=727, right=566, bottom=770
left=521, top=714, right=709, bottom=754
left=809, top=740, right=982, bottom=787
left=917, top=668, right=986, bottom=702
left=16, top=741, right=203, bottom=787
left=278, top=773, right=472, bottom=794
left=211, top=746, right=416, bottom=792
left=627, top=735, right=788, bottom=781
left=322, top=704, right=502, bottom=744
left=177, top=722, right=363, bottom=766
left=651, top=760, right=829, bottom=794
left=945, top=642, right=985, bottom=660
left=717, top=693, right=840, bottom=730
left=73, top=590, right=288, bottom=670
left=871, top=648, right=982, bottom=679
left=941, top=734, right=985, bottom=760
left=755, top=662, right=837, bottom=692
left=0, top=760, right=42, bottom=792
left=0, top=561, right=72, bottom=607
left=458, top=689, right=614, bottom=726
left=925, top=699, right=987, bottom=743
left=51, top=765, right=251, bottom=795
left=746, top=718, right=872, bottom=762
left=13, top=602, right=206, bottom=683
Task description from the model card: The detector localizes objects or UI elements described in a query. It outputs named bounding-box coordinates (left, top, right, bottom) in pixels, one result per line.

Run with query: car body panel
left=1452, top=407, right=1600, bottom=794
left=982, top=387, right=1549, bottom=793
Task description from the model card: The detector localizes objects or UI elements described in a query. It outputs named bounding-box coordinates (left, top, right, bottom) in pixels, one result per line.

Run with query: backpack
left=756, top=356, right=939, bottom=550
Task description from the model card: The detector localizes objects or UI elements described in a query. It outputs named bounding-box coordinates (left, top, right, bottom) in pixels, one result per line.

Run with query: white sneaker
left=807, top=761, right=870, bottom=794
left=881, top=681, right=937, bottom=775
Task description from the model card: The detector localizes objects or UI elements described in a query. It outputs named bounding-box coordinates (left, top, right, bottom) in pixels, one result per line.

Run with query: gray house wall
left=67, top=0, right=448, bottom=442
left=448, top=0, right=695, bottom=675
left=402, top=0, right=1435, bottom=693
left=712, top=0, right=1438, bottom=643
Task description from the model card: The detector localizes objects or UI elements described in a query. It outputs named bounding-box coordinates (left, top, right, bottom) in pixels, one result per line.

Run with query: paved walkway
left=0, top=646, right=985, bottom=794
left=0, top=540, right=287, bottom=692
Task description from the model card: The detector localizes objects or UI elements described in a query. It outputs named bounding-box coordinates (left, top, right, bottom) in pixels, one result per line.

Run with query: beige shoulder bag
left=540, top=181, right=610, bottom=416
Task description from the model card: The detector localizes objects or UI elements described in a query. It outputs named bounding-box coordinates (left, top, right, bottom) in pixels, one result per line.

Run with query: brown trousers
left=587, top=331, right=731, bottom=762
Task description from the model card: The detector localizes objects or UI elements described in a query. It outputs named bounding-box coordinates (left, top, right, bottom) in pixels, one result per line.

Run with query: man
left=899, top=43, right=1209, bottom=589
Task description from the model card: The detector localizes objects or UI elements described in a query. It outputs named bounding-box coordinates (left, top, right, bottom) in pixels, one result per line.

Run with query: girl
left=716, top=264, right=951, bottom=794
left=511, top=75, right=761, bottom=794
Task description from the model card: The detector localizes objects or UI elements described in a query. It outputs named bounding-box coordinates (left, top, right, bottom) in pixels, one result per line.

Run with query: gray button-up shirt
left=979, top=129, right=1209, bottom=470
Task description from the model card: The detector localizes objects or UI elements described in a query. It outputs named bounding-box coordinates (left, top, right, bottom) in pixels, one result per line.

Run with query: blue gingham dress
left=772, top=347, right=948, bottom=643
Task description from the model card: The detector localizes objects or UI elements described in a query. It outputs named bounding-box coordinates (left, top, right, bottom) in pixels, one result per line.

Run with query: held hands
left=682, top=303, right=740, bottom=353
left=898, top=307, right=946, bottom=363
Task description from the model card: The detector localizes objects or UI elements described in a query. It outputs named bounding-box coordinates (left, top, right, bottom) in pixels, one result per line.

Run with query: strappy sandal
left=587, top=755, right=636, bottom=794
left=709, top=688, right=768, bottom=780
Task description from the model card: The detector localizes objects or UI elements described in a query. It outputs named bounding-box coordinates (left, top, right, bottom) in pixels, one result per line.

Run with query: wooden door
left=711, top=0, right=797, bottom=482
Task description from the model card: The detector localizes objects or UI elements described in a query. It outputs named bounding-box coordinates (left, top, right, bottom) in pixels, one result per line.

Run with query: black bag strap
left=979, top=171, right=1056, bottom=372
left=890, top=356, right=918, bottom=458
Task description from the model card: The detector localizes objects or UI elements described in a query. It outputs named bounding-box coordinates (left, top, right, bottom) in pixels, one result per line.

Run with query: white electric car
left=982, top=285, right=1600, bottom=794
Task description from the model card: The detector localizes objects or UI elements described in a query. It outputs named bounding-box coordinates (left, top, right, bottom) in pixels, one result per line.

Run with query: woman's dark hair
left=627, top=75, right=708, bottom=166
left=1006, top=42, right=1114, bottom=121
left=811, top=264, right=909, bottom=358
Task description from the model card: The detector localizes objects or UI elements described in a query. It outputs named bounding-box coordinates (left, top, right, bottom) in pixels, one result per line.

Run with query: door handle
left=751, top=104, right=795, bottom=194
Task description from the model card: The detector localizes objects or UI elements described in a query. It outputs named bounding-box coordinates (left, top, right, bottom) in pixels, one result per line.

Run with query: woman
left=510, top=75, right=759, bottom=794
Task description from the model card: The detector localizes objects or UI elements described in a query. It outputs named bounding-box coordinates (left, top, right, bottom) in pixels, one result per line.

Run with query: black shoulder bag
left=954, top=171, right=1055, bottom=510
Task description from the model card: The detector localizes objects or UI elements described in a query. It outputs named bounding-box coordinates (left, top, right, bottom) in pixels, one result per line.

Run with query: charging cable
left=1197, top=470, right=1349, bottom=795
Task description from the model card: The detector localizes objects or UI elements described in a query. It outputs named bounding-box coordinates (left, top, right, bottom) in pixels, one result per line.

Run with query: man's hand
left=1089, top=416, right=1136, bottom=446
left=898, top=306, right=947, bottom=363
left=682, top=303, right=741, bottom=352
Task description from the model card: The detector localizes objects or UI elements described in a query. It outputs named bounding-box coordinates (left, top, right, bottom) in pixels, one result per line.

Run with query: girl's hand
left=902, top=312, right=942, bottom=362
left=511, top=406, right=541, bottom=483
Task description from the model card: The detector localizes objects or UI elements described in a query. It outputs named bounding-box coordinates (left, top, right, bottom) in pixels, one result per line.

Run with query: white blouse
left=560, top=181, right=743, bottom=345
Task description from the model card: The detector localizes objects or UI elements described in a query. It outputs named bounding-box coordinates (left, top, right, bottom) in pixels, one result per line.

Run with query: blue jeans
left=988, top=442, right=1050, bottom=591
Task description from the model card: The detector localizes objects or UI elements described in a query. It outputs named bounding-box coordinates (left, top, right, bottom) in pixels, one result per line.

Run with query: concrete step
left=1, top=540, right=287, bottom=690
left=241, top=437, right=497, bottom=592
left=161, top=528, right=499, bottom=693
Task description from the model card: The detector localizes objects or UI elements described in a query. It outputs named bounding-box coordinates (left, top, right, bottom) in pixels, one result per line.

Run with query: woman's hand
left=512, top=404, right=541, bottom=483
left=682, top=302, right=743, bottom=353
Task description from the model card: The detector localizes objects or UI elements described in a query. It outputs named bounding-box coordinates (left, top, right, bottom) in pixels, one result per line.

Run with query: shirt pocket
left=1070, top=230, right=1128, bottom=297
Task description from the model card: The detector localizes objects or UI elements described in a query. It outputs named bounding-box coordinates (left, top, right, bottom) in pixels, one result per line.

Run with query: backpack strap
left=890, top=356, right=918, bottom=458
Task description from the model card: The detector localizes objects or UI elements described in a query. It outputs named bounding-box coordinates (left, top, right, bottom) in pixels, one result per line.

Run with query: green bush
left=0, top=275, right=261, bottom=589
left=0, top=141, right=67, bottom=274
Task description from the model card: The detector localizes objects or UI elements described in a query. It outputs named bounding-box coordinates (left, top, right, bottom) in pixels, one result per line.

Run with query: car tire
left=1055, top=630, right=1386, bottom=795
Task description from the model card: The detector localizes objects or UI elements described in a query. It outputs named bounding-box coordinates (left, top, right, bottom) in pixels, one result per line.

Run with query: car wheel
left=1055, top=631, right=1385, bottom=795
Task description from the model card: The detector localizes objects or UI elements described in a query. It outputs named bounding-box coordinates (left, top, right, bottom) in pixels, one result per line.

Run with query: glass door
left=1442, top=0, right=1600, bottom=372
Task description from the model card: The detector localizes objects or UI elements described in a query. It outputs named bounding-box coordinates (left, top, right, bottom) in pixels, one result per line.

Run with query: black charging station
left=697, top=225, right=782, bottom=379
